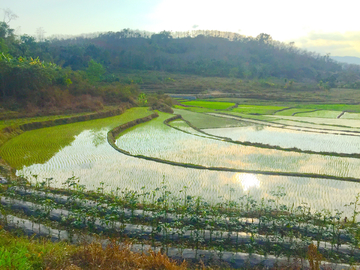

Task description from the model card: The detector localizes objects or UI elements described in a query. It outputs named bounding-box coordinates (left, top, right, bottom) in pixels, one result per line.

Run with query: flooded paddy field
left=202, top=124, right=360, bottom=154
left=14, top=126, right=360, bottom=217
left=117, top=113, right=360, bottom=179
left=2, top=107, right=360, bottom=217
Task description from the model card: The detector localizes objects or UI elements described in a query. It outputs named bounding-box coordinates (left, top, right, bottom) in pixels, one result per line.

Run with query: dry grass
left=46, top=240, right=188, bottom=270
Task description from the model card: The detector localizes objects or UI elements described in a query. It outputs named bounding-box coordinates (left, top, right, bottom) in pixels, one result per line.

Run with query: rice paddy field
left=4, top=100, right=360, bottom=267
left=116, top=113, right=360, bottom=179
left=2, top=101, right=360, bottom=219
left=201, top=125, right=360, bottom=154
left=0, top=101, right=360, bottom=216
left=9, top=123, right=360, bottom=217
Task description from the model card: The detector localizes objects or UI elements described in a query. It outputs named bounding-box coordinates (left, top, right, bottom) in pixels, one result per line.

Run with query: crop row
left=1, top=178, right=360, bottom=267
left=2, top=211, right=352, bottom=269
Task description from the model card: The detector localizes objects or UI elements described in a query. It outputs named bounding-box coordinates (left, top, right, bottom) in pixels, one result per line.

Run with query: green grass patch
left=231, top=105, right=288, bottom=115
left=180, top=100, right=236, bottom=110
left=0, top=107, right=152, bottom=169
left=172, top=105, right=214, bottom=113
left=0, top=229, right=77, bottom=269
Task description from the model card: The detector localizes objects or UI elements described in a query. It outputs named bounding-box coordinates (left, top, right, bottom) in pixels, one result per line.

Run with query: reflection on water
left=117, top=118, right=360, bottom=179
left=203, top=125, right=360, bottom=154
left=11, top=114, right=360, bottom=219
left=236, top=173, right=260, bottom=191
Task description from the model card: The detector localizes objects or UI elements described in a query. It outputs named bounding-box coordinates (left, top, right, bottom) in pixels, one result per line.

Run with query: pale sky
left=2, top=0, right=360, bottom=57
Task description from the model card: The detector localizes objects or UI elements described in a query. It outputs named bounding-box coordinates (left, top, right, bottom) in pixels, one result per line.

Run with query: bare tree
left=36, top=27, right=46, bottom=42
left=2, top=8, right=18, bottom=24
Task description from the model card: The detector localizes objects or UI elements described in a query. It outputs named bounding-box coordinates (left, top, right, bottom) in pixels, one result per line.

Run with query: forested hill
left=2, top=22, right=360, bottom=113
left=50, top=30, right=344, bottom=82
left=5, top=28, right=351, bottom=84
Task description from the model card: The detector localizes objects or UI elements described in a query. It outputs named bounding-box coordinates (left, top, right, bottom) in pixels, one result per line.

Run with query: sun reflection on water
left=236, top=173, right=261, bottom=191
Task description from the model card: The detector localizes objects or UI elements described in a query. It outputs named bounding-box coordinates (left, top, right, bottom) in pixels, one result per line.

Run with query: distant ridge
left=331, top=56, right=360, bottom=65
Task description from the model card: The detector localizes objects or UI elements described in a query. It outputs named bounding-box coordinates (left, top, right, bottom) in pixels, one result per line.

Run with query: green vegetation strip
left=180, top=100, right=236, bottom=110
left=108, top=115, right=360, bottom=183
left=231, top=105, right=289, bottom=115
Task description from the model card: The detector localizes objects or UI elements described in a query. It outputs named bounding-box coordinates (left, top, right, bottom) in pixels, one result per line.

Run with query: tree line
left=1, top=20, right=360, bottom=112
left=14, top=27, right=360, bottom=88
left=0, top=22, right=139, bottom=113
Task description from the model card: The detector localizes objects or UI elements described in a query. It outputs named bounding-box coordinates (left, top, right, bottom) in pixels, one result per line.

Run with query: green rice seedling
left=232, top=105, right=288, bottom=115
left=180, top=100, right=236, bottom=110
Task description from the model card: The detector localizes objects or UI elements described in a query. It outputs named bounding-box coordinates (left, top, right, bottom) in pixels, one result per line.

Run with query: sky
left=2, top=0, right=360, bottom=57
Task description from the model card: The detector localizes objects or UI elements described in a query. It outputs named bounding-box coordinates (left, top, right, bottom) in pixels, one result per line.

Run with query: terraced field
left=116, top=114, right=360, bottom=179
left=3, top=101, right=360, bottom=268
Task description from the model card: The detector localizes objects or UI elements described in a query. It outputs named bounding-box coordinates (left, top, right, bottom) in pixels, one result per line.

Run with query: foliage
left=86, top=59, right=106, bottom=83
left=4, top=21, right=359, bottom=87
left=0, top=23, right=141, bottom=113
left=138, top=92, right=148, bottom=106
left=43, top=29, right=349, bottom=85
left=0, top=53, right=60, bottom=101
